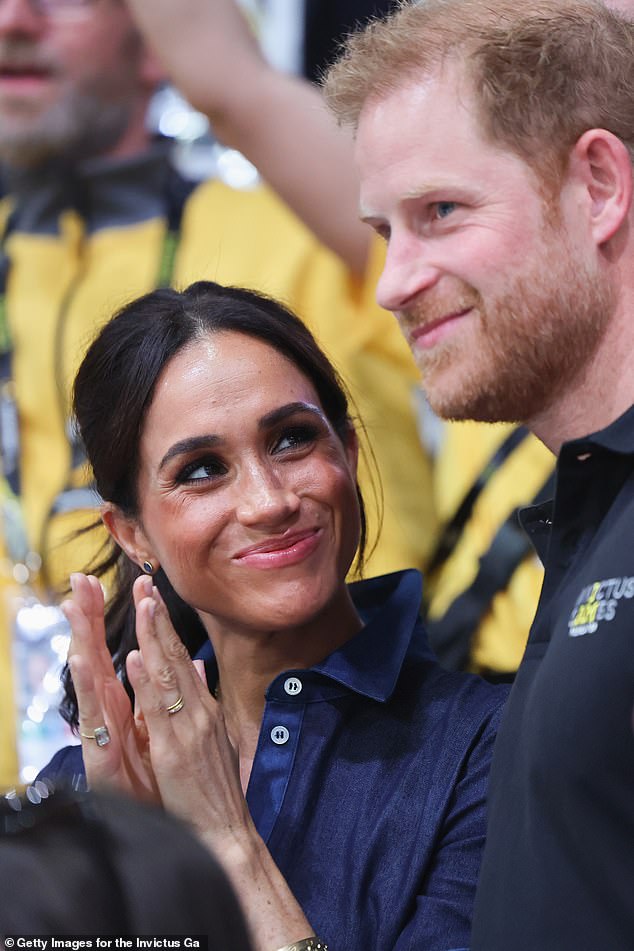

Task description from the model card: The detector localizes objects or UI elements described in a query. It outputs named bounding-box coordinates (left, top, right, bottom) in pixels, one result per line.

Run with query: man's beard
left=0, top=91, right=133, bottom=167
left=399, top=227, right=615, bottom=425
left=0, top=38, right=138, bottom=167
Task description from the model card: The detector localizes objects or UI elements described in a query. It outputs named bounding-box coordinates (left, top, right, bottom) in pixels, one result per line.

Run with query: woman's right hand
left=63, top=572, right=159, bottom=802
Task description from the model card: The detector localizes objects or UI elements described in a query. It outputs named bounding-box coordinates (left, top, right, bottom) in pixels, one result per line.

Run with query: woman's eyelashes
left=272, top=423, right=321, bottom=454
left=176, top=454, right=227, bottom=485
left=173, top=424, right=322, bottom=485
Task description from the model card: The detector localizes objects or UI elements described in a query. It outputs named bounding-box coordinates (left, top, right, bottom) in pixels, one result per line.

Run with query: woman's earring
left=142, top=561, right=154, bottom=575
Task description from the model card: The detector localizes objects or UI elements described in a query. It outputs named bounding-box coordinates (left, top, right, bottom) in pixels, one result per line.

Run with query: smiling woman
left=39, top=280, right=506, bottom=951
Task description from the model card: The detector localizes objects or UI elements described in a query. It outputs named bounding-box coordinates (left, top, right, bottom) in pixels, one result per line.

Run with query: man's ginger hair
left=323, top=0, right=634, bottom=185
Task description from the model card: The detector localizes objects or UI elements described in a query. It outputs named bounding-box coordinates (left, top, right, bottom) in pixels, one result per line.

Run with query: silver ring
left=80, top=725, right=111, bottom=747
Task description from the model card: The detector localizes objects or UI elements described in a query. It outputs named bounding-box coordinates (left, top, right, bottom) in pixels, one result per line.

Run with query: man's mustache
left=398, top=288, right=482, bottom=332
left=0, top=41, right=59, bottom=75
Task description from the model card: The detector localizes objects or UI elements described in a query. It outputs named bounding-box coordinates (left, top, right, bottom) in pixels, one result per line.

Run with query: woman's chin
left=229, top=576, right=341, bottom=635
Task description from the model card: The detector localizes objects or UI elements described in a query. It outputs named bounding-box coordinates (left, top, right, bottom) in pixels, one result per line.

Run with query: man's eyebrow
left=157, top=403, right=325, bottom=472
left=359, top=182, right=461, bottom=220
left=158, top=434, right=222, bottom=473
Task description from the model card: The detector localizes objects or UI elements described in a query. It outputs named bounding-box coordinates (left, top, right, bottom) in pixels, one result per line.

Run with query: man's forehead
left=355, top=66, right=480, bottom=172
left=354, top=66, right=544, bottom=221
left=356, top=59, right=474, bottom=134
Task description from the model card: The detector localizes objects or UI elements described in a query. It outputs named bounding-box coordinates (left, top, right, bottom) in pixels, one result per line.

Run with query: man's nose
left=0, top=0, right=46, bottom=36
left=235, top=463, right=301, bottom=529
left=375, top=234, right=441, bottom=313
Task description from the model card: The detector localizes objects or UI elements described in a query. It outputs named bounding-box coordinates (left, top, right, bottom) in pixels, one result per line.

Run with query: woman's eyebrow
left=158, top=403, right=325, bottom=472
left=258, top=401, right=324, bottom=429
left=158, top=434, right=222, bottom=473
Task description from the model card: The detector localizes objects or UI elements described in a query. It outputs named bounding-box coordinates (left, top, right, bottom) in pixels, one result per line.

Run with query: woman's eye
left=273, top=425, right=319, bottom=453
left=177, top=457, right=226, bottom=483
left=433, top=201, right=457, bottom=220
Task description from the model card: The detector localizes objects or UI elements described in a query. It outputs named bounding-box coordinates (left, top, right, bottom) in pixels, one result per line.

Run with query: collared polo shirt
left=472, top=403, right=634, bottom=950
left=41, top=570, right=506, bottom=950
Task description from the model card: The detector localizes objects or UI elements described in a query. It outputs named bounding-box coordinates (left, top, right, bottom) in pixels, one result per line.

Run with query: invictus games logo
left=568, top=577, right=634, bottom=637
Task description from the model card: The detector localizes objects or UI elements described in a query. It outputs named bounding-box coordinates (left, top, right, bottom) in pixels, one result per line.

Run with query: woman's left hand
left=126, top=580, right=315, bottom=951
left=126, top=582, right=255, bottom=855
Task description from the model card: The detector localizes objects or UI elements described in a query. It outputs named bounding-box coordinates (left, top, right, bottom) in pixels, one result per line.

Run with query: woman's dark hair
left=61, top=280, right=370, bottom=728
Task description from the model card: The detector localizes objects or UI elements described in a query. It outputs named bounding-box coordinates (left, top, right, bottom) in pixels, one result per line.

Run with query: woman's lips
left=233, top=528, right=322, bottom=569
left=409, top=307, right=473, bottom=350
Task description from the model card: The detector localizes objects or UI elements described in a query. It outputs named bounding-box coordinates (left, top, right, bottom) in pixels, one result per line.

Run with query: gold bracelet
left=275, top=939, right=328, bottom=951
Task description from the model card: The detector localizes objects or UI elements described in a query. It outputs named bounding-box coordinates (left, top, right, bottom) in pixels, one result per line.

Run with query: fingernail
left=137, top=575, right=152, bottom=598
left=193, top=659, right=208, bottom=686
left=70, top=573, right=79, bottom=593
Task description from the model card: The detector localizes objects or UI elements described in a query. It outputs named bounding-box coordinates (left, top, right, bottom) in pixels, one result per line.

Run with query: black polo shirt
left=472, top=402, right=634, bottom=951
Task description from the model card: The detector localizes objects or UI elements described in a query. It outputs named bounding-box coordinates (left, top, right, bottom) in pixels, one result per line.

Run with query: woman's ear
left=101, top=503, right=158, bottom=573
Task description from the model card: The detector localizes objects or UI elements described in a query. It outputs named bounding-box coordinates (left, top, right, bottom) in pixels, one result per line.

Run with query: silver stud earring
left=142, top=561, right=154, bottom=575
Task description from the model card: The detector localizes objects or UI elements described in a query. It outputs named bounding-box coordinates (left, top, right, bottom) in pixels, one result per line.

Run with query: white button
left=270, top=725, right=290, bottom=745
left=284, top=676, right=303, bottom=696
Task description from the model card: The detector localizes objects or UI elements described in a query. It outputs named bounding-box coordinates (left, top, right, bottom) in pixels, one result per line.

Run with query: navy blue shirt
left=42, top=570, right=506, bottom=950
left=472, top=404, right=634, bottom=950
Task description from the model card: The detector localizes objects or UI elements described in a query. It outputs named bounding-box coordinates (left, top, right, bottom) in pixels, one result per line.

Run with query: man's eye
left=433, top=201, right=457, bottom=219
left=273, top=425, right=319, bottom=453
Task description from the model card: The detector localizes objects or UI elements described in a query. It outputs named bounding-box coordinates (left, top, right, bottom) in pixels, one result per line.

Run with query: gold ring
left=80, top=725, right=111, bottom=747
left=166, top=695, right=184, bottom=716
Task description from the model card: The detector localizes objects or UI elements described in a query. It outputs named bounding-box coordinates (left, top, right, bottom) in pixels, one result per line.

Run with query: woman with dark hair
left=41, top=281, right=505, bottom=951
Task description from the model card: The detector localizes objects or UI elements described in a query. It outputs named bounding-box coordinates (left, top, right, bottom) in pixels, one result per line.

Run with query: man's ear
left=569, top=129, right=633, bottom=247
left=101, top=503, right=156, bottom=572
left=138, top=41, right=169, bottom=91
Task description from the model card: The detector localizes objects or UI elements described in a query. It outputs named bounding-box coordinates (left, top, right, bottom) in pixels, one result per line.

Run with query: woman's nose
left=234, top=464, right=300, bottom=528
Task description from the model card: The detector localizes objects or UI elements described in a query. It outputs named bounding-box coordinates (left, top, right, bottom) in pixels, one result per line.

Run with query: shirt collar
left=313, top=568, right=428, bottom=701
left=519, top=402, right=634, bottom=563
left=196, top=569, right=429, bottom=704
left=558, top=400, right=634, bottom=459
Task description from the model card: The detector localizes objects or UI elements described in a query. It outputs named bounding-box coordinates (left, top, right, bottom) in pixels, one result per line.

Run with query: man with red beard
left=325, top=1, right=634, bottom=948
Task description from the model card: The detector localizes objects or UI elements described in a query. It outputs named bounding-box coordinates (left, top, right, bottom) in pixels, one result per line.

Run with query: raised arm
left=126, top=0, right=370, bottom=275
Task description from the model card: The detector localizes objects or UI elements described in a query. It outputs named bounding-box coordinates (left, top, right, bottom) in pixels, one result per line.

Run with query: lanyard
left=425, top=426, right=531, bottom=576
